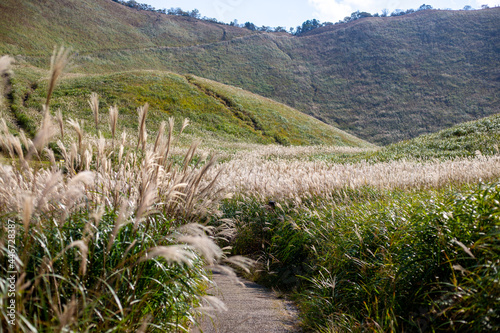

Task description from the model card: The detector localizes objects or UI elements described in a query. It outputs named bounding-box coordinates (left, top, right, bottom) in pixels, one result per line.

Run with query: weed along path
left=192, top=268, right=301, bottom=333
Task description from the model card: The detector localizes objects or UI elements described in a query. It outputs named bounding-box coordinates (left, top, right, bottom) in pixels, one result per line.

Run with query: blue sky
left=142, top=0, right=498, bottom=28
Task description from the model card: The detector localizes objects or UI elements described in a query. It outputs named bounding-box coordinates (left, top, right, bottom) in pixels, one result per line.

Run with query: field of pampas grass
left=0, top=49, right=250, bottom=332
left=208, top=148, right=500, bottom=200
left=1, top=47, right=499, bottom=333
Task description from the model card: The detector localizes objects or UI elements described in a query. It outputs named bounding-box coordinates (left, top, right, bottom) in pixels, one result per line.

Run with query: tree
left=463, top=5, right=473, bottom=10
left=189, top=9, right=201, bottom=19
left=295, top=19, right=322, bottom=35
left=418, top=4, right=433, bottom=11
left=244, top=22, right=257, bottom=31
left=381, top=8, right=389, bottom=17
left=258, top=26, right=273, bottom=32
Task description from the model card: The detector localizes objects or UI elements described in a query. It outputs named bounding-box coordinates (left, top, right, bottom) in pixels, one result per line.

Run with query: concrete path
left=192, top=269, right=301, bottom=333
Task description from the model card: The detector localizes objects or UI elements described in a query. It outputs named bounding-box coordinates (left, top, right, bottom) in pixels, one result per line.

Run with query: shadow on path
left=191, top=269, right=301, bottom=333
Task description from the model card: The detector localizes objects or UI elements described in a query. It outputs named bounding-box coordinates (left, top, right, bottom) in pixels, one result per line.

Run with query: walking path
left=192, top=269, right=301, bottom=333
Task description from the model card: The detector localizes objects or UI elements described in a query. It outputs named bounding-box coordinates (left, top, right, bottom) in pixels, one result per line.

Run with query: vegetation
left=3, top=66, right=369, bottom=147
left=2, top=0, right=497, bottom=144
left=0, top=50, right=250, bottom=332
left=1, top=1, right=499, bottom=331
left=200, top=114, right=500, bottom=332
left=220, top=183, right=499, bottom=332
left=306, top=113, right=500, bottom=163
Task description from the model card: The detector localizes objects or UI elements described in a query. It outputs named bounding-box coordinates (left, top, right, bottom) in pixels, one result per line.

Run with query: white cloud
left=308, top=0, right=354, bottom=22
left=474, top=0, right=500, bottom=7
left=307, top=0, right=399, bottom=22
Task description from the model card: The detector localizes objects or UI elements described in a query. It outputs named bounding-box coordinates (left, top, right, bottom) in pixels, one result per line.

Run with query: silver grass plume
left=109, top=104, right=119, bottom=146
left=137, top=103, right=149, bottom=151
left=88, top=92, right=99, bottom=132
left=46, top=46, right=73, bottom=108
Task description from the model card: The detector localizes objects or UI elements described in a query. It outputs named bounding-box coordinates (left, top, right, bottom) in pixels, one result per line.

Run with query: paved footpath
left=191, top=269, right=301, bottom=333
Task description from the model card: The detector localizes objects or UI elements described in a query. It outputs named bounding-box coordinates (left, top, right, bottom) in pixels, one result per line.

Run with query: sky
left=142, top=0, right=499, bottom=28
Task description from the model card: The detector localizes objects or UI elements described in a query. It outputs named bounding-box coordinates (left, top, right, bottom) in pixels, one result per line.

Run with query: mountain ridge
left=1, top=0, right=499, bottom=144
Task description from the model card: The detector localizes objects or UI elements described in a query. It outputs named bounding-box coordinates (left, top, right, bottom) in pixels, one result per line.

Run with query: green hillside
left=375, top=113, right=500, bottom=160
left=0, top=0, right=499, bottom=144
left=5, top=66, right=370, bottom=147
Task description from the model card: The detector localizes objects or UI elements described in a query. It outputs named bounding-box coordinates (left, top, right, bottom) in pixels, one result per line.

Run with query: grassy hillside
left=5, top=65, right=370, bottom=147
left=374, top=113, right=500, bottom=160
left=2, top=0, right=498, bottom=144
left=0, top=0, right=253, bottom=56
left=308, top=113, right=500, bottom=163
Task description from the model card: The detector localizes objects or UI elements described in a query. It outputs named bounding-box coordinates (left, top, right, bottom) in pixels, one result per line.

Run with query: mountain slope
left=0, top=0, right=253, bottom=55
left=1, top=0, right=499, bottom=144
left=6, top=67, right=371, bottom=147
left=375, top=113, right=500, bottom=160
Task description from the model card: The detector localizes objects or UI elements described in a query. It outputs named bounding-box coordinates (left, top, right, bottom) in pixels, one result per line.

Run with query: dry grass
left=207, top=148, right=500, bottom=200
left=0, top=55, right=14, bottom=113
left=0, top=51, right=249, bottom=331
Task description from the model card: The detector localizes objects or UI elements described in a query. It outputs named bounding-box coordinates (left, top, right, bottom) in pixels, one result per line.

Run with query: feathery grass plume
left=153, top=121, right=165, bottom=153
left=0, top=55, right=14, bottom=108
left=179, top=118, right=190, bottom=137
left=67, top=118, right=82, bottom=155
left=46, top=46, right=72, bottom=108
left=36, top=170, right=63, bottom=212
left=57, top=139, right=69, bottom=163
left=69, top=142, right=78, bottom=174
left=142, top=245, right=197, bottom=266
left=97, top=132, right=105, bottom=171
left=177, top=235, right=223, bottom=265
left=197, top=295, right=228, bottom=313
left=57, top=296, right=77, bottom=332
left=182, top=139, right=201, bottom=172
left=109, top=104, right=118, bottom=145
left=134, top=182, right=157, bottom=230
left=52, top=240, right=89, bottom=276
left=22, top=195, right=33, bottom=233
left=136, top=103, right=149, bottom=151
left=223, top=255, right=256, bottom=274
left=10, top=134, right=26, bottom=167
left=44, top=147, right=57, bottom=169
left=88, top=92, right=99, bottom=132
left=30, top=105, right=57, bottom=159
left=56, top=109, right=64, bottom=141
left=121, top=130, right=127, bottom=147
left=19, top=129, right=30, bottom=151
left=83, top=147, right=92, bottom=171
left=0, top=55, right=14, bottom=77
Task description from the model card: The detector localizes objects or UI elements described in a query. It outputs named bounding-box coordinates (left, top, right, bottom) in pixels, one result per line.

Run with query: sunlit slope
left=8, top=68, right=372, bottom=147
left=186, top=75, right=371, bottom=147
left=376, top=113, right=500, bottom=160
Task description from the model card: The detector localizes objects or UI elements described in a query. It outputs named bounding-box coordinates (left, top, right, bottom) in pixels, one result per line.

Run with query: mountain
left=1, top=0, right=499, bottom=144
left=5, top=67, right=371, bottom=147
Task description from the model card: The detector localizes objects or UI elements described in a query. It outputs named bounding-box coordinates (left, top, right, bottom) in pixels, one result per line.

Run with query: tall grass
left=207, top=147, right=500, bottom=200
left=220, top=183, right=500, bottom=332
left=0, top=49, right=245, bottom=332
left=205, top=138, right=500, bottom=332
